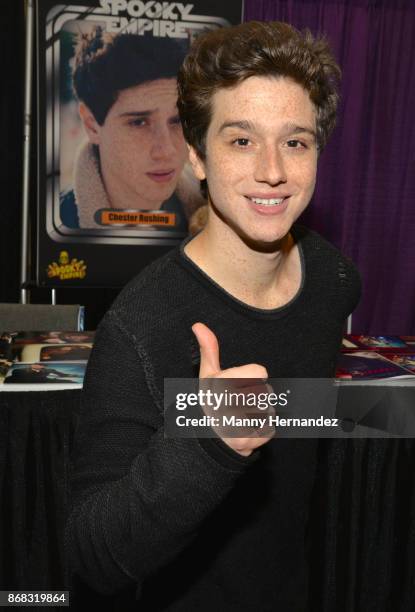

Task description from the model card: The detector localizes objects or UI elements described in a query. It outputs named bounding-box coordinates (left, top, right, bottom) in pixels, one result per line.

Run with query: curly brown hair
left=177, top=21, right=341, bottom=158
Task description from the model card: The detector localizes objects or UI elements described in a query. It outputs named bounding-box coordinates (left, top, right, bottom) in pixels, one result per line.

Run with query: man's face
left=189, top=76, right=318, bottom=245
left=90, top=78, right=187, bottom=210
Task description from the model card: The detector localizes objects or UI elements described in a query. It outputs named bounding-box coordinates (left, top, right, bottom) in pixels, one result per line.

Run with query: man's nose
left=150, top=125, right=177, bottom=160
left=254, top=144, right=287, bottom=185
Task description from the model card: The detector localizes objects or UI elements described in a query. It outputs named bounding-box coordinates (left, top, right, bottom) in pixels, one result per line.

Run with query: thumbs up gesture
left=192, top=322, right=275, bottom=457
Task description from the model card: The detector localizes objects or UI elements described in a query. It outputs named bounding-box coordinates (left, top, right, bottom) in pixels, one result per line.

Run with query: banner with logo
left=36, top=0, right=243, bottom=287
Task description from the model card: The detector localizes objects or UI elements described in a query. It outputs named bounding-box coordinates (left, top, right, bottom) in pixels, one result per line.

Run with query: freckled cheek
left=305, top=167, right=317, bottom=191
left=209, top=155, right=249, bottom=183
left=289, top=160, right=317, bottom=189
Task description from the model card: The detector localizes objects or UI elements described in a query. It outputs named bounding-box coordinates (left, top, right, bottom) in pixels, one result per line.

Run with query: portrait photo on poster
left=40, top=0, right=242, bottom=246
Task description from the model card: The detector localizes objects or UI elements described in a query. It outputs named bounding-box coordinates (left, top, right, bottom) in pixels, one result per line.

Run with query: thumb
left=192, top=322, right=221, bottom=378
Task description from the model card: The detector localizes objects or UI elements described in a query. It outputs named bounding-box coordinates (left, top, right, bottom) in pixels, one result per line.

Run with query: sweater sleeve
left=66, top=312, right=252, bottom=595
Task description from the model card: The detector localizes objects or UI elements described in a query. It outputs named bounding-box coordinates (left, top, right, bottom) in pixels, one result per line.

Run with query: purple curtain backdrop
left=243, top=0, right=415, bottom=334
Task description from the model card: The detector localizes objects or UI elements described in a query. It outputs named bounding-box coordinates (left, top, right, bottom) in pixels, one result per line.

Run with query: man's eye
left=169, top=115, right=182, bottom=126
left=286, top=139, right=305, bottom=148
left=129, top=119, right=147, bottom=127
left=233, top=138, right=250, bottom=147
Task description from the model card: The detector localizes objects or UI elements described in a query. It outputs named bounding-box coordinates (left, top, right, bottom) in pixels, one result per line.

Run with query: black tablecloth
left=1, top=389, right=415, bottom=611
left=0, top=390, right=79, bottom=592
left=309, top=437, right=415, bottom=611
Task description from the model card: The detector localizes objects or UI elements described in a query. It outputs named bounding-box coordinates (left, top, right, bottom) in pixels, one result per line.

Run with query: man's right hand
left=192, top=322, right=275, bottom=457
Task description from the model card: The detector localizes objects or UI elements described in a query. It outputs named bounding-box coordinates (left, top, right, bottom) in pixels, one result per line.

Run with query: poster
left=36, top=0, right=243, bottom=287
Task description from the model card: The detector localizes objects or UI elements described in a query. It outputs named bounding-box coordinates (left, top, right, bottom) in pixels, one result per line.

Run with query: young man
left=60, top=29, right=202, bottom=230
left=67, top=21, right=361, bottom=610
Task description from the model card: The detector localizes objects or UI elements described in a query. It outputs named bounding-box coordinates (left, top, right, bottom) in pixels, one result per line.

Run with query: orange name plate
left=99, top=210, right=176, bottom=227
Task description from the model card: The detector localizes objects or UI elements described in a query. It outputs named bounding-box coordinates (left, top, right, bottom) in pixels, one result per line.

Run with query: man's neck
left=184, top=213, right=301, bottom=310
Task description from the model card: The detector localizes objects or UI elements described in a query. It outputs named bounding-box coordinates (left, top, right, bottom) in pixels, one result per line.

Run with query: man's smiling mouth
left=246, top=195, right=288, bottom=206
left=247, top=197, right=285, bottom=206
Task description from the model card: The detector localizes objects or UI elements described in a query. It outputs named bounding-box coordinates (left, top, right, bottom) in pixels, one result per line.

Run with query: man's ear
left=79, top=103, right=101, bottom=145
left=188, top=145, right=207, bottom=181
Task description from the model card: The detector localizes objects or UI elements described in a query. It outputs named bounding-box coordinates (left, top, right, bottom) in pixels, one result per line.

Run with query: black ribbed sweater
left=67, top=225, right=361, bottom=611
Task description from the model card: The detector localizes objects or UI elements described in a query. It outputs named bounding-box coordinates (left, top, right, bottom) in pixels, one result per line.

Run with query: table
left=1, top=388, right=415, bottom=611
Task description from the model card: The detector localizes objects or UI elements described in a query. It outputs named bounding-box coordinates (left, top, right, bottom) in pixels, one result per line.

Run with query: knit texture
left=66, top=224, right=361, bottom=611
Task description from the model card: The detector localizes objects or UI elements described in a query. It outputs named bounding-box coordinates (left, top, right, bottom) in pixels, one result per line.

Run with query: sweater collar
left=73, top=141, right=110, bottom=229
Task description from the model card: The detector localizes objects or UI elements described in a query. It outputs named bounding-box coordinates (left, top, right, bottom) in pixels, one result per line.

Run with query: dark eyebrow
left=218, top=120, right=316, bottom=140
left=218, top=120, right=256, bottom=133
left=119, top=110, right=180, bottom=120
left=281, top=123, right=316, bottom=139
left=119, top=111, right=153, bottom=118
